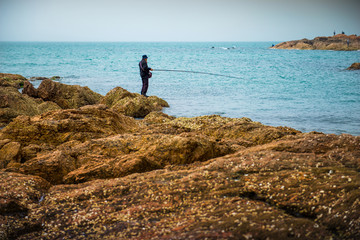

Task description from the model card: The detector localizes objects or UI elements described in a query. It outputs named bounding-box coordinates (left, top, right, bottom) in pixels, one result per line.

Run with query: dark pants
left=141, top=77, right=149, bottom=95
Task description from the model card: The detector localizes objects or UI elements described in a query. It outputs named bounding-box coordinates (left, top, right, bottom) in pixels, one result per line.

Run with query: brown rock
left=146, top=115, right=300, bottom=145
left=22, top=80, right=38, bottom=97
left=143, top=111, right=176, bottom=124
left=0, top=172, right=50, bottom=240
left=1, top=122, right=359, bottom=239
left=21, top=144, right=47, bottom=162
left=36, top=79, right=103, bottom=109
left=0, top=105, right=138, bottom=149
left=0, top=141, right=21, bottom=168
left=60, top=132, right=233, bottom=183
left=21, top=135, right=360, bottom=239
left=347, top=62, right=360, bottom=70
left=272, top=34, right=360, bottom=51
left=101, top=87, right=169, bottom=118
left=63, top=154, right=161, bottom=184
left=0, top=73, right=27, bottom=89
left=19, top=150, right=77, bottom=184
left=1, top=79, right=359, bottom=239
left=0, top=85, right=61, bottom=127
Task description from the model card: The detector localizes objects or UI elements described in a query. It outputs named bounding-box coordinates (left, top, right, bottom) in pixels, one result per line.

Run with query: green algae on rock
left=0, top=73, right=27, bottom=89
left=0, top=84, right=61, bottom=127
left=23, top=79, right=103, bottom=109
left=100, top=86, right=169, bottom=118
left=0, top=105, right=138, bottom=149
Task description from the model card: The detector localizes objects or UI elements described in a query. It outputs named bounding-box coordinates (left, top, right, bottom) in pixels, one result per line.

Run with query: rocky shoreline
left=271, top=34, right=360, bottom=51
left=1, top=73, right=359, bottom=239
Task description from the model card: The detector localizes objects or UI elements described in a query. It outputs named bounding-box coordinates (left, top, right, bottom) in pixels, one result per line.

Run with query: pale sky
left=0, top=0, right=359, bottom=42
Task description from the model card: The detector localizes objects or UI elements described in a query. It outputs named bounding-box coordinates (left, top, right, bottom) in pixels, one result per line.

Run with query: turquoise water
left=0, top=42, right=359, bottom=135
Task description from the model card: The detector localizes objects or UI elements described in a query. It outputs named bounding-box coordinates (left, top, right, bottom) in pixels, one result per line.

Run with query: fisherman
left=139, top=55, right=153, bottom=97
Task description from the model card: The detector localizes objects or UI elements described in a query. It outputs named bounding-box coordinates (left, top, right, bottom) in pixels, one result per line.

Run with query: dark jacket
left=139, top=59, right=151, bottom=78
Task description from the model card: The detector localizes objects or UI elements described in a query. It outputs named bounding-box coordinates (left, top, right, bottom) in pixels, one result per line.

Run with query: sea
left=0, top=42, right=359, bottom=135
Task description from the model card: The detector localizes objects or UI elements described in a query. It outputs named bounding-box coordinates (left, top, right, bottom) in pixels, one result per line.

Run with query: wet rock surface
left=0, top=76, right=359, bottom=239
left=271, top=34, right=360, bottom=51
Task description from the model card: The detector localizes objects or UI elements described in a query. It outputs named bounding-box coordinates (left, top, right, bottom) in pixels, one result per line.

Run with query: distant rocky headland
left=1, top=73, right=359, bottom=239
left=271, top=34, right=360, bottom=51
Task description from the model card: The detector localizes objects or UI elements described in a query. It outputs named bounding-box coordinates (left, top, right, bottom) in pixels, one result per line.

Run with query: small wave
left=219, top=46, right=237, bottom=50
left=64, top=75, right=80, bottom=79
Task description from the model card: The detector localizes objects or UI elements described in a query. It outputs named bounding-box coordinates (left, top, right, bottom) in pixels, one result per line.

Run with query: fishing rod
left=152, top=69, right=242, bottom=80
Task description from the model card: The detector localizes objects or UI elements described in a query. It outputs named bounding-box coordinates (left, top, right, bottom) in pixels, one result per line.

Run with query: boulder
left=347, top=62, right=360, bottom=70
left=19, top=150, right=77, bottom=185
left=0, top=141, right=21, bottom=168
left=100, top=87, right=169, bottom=118
left=22, top=80, right=38, bottom=97
left=0, top=104, right=138, bottom=149
left=0, top=73, right=27, bottom=89
left=0, top=85, right=61, bottom=127
left=143, top=111, right=176, bottom=124
left=32, top=79, right=103, bottom=109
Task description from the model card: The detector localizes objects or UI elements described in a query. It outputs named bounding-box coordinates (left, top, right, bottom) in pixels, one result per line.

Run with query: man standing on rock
left=139, top=55, right=153, bottom=97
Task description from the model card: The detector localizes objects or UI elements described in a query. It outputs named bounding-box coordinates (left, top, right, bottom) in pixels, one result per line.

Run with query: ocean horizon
left=1, top=41, right=359, bottom=135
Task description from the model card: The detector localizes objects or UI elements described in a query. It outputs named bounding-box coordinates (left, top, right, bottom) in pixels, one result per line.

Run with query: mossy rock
left=0, top=73, right=27, bottom=89
left=101, top=87, right=169, bottom=118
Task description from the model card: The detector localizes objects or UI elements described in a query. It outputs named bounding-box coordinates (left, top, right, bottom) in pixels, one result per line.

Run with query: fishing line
left=153, top=69, right=242, bottom=80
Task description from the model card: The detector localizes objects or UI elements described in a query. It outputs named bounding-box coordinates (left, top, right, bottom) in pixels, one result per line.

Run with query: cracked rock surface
left=0, top=79, right=359, bottom=239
